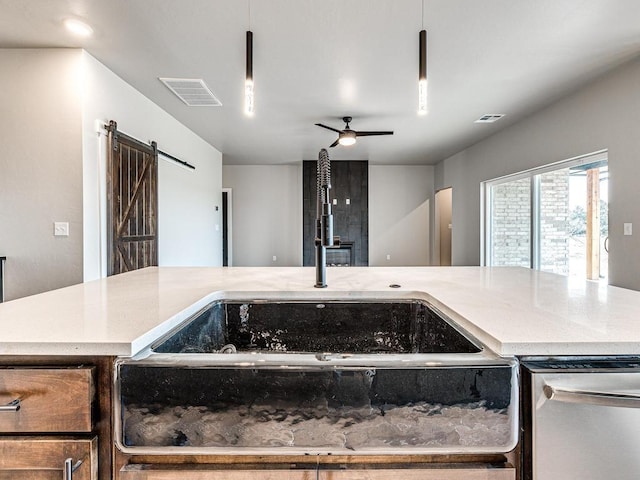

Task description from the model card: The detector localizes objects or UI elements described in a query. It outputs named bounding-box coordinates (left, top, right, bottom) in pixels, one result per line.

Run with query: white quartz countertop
left=1, top=266, right=640, bottom=357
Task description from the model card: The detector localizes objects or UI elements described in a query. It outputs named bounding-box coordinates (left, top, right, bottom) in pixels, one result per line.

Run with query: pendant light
left=244, top=1, right=254, bottom=116
left=245, top=30, right=254, bottom=116
left=418, top=0, right=428, bottom=115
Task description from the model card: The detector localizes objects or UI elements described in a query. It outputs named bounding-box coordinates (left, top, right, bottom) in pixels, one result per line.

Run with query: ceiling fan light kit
left=338, top=130, right=357, bottom=146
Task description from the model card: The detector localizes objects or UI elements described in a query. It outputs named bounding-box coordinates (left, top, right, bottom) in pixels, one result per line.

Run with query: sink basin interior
left=152, top=299, right=481, bottom=355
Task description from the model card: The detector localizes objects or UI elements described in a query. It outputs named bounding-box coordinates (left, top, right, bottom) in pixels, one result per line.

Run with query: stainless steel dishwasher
left=522, top=357, right=640, bottom=480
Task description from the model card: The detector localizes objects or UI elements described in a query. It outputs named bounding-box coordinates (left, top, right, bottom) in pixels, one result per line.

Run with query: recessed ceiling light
left=64, top=18, right=94, bottom=37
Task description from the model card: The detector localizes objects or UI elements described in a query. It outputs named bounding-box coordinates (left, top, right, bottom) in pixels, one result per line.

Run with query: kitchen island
left=1, top=266, right=640, bottom=480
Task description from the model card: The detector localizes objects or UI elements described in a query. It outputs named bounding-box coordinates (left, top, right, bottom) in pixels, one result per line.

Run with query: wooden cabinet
left=0, top=367, right=94, bottom=432
left=119, top=465, right=515, bottom=480
left=0, top=436, right=98, bottom=479
left=0, top=367, right=97, bottom=479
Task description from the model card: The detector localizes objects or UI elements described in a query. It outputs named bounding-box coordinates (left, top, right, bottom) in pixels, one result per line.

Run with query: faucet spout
left=315, top=148, right=333, bottom=288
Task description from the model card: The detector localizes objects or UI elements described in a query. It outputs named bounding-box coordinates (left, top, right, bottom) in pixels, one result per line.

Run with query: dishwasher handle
left=544, top=384, right=640, bottom=409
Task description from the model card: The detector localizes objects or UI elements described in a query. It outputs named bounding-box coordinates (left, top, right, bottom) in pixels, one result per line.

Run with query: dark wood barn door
left=106, top=121, right=158, bottom=276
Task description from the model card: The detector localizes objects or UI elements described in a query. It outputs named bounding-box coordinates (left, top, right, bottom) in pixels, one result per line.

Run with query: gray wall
left=435, top=54, right=640, bottom=290
left=369, top=165, right=433, bottom=266
left=223, top=164, right=434, bottom=267
left=0, top=49, right=84, bottom=300
left=223, top=165, right=303, bottom=266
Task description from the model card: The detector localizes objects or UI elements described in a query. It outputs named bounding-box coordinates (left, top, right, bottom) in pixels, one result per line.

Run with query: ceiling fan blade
left=315, top=123, right=343, bottom=134
left=329, top=139, right=340, bottom=148
left=354, top=131, right=394, bottom=137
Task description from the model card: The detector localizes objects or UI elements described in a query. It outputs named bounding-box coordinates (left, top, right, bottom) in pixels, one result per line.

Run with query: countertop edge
left=2, top=266, right=640, bottom=358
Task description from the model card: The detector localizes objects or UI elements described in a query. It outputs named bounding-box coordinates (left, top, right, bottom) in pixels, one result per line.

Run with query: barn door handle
left=64, top=458, right=83, bottom=480
left=0, top=398, right=21, bottom=411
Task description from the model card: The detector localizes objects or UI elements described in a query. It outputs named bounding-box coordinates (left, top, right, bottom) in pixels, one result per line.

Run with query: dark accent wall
left=303, top=160, right=368, bottom=266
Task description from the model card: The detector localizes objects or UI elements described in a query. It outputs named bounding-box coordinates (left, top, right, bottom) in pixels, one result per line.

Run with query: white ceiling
left=1, top=0, right=640, bottom=165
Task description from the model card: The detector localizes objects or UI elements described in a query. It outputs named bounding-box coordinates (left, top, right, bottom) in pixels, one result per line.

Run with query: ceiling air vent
left=159, top=78, right=222, bottom=107
left=475, top=114, right=505, bottom=123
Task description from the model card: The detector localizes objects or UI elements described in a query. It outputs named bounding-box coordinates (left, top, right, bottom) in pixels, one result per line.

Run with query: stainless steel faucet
left=315, top=148, right=334, bottom=288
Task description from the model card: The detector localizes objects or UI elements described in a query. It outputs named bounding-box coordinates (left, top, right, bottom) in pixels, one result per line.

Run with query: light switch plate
left=54, top=222, right=69, bottom=236
left=624, top=223, right=633, bottom=235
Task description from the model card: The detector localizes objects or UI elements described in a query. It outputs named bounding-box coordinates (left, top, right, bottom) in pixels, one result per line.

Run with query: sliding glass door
left=484, top=151, right=608, bottom=281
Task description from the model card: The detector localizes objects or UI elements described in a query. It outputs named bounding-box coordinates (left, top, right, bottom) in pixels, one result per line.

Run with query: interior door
left=435, top=187, right=452, bottom=266
left=106, top=121, right=158, bottom=276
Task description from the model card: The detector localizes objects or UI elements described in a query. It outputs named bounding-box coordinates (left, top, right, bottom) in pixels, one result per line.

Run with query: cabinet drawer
left=0, top=367, right=94, bottom=433
left=0, top=436, right=98, bottom=480
left=119, top=464, right=515, bottom=480
left=323, top=466, right=515, bottom=480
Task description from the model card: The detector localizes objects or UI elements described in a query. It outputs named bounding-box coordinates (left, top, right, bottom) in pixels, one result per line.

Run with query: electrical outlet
left=346, top=198, right=351, bottom=205
left=54, top=222, right=69, bottom=237
left=624, top=223, right=633, bottom=236
left=386, top=254, right=391, bottom=261
left=272, top=255, right=277, bottom=262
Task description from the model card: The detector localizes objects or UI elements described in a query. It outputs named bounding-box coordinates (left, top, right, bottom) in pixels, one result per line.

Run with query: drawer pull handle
left=64, top=458, right=83, bottom=480
left=544, top=384, right=640, bottom=408
left=0, top=398, right=20, bottom=411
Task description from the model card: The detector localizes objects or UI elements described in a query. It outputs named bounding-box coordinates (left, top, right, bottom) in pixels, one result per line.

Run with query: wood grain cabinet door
left=0, top=436, right=98, bottom=480
left=0, top=367, right=94, bottom=433
left=119, top=465, right=515, bottom=480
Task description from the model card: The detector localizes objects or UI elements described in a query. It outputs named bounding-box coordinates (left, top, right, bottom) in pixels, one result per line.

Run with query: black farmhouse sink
left=116, top=298, right=518, bottom=456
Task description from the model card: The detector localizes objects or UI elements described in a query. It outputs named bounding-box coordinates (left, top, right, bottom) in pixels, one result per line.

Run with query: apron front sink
left=116, top=298, right=518, bottom=456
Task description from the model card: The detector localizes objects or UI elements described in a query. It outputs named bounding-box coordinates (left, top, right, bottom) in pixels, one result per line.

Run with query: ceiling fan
left=315, top=116, right=394, bottom=147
